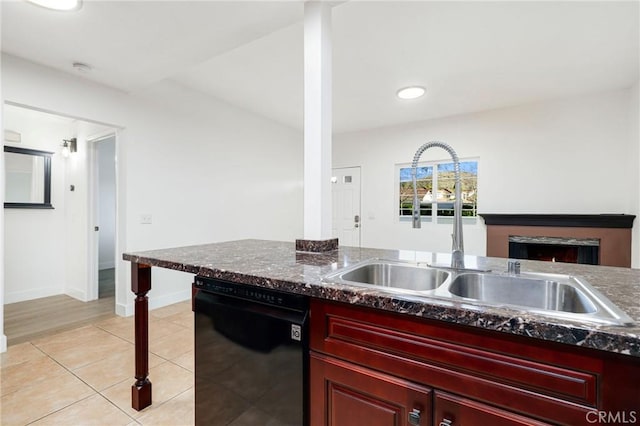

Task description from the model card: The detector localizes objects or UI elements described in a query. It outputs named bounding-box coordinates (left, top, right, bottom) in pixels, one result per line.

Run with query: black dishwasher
left=193, top=276, right=309, bottom=426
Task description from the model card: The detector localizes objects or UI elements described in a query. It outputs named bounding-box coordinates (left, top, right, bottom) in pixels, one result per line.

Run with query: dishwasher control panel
left=194, top=276, right=308, bottom=311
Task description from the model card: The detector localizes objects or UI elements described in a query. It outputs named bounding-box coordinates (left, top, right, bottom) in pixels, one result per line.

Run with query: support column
left=303, top=1, right=333, bottom=242
left=0, top=1, right=7, bottom=353
left=131, top=262, right=152, bottom=410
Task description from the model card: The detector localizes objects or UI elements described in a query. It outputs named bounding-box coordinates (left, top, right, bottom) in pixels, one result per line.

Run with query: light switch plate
left=140, top=214, right=152, bottom=224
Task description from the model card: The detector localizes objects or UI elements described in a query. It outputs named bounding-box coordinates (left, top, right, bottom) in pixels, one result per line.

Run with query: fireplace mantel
left=480, top=214, right=635, bottom=229
left=480, top=214, right=636, bottom=267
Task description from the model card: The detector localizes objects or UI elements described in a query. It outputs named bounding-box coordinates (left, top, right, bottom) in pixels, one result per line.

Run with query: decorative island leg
left=131, top=262, right=152, bottom=410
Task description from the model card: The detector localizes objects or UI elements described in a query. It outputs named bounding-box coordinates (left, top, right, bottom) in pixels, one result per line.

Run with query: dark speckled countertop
left=123, top=239, right=640, bottom=358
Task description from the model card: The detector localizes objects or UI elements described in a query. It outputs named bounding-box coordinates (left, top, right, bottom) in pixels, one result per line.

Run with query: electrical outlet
left=140, top=214, right=152, bottom=224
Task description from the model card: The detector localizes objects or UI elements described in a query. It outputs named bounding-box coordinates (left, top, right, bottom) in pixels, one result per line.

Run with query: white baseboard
left=0, top=334, right=7, bottom=353
left=4, top=287, right=63, bottom=304
left=116, top=302, right=132, bottom=317
left=66, top=288, right=88, bottom=302
left=150, top=289, right=191, bottom=311
left=117, top=289, right=191, bottom=318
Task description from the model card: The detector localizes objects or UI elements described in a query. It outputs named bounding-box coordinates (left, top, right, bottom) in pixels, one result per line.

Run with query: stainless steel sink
left=447, top=273, right=596, bottom=313
left=322, top=259, right=634, bottom=327
left=445, top=271, right=634, bottom=326
left=322, top=259, right=450, bottom=293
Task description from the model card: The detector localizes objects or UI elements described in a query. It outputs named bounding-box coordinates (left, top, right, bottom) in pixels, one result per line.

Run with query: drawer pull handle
left=408, top=408, right=421, bottom=425
left=439, top=418, right=453, bottom=426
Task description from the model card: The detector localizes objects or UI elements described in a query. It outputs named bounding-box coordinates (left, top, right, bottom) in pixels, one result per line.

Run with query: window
left=399, top=160, right=478, bottom=220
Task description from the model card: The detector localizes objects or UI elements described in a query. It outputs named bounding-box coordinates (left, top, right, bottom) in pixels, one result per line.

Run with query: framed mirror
left=4, top=145, right=54, bottom=209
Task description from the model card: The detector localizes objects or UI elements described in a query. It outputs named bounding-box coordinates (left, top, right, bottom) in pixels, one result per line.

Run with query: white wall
left=3, top=116, right=70, bottom=303
left=631, top=81, right=640, bottom=266
left=2, top=54, right=303, bottom=318
left=0, top=0, right=6, bottom=352
left=122, top=80, right=304, bottom=311
left=97, top=137, right=116, bottom=270
left=334, top=88, right=638, bottom=263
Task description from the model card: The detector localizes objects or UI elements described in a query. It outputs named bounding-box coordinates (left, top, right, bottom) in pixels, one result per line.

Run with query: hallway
left=4, top=269, right=116, bottom=346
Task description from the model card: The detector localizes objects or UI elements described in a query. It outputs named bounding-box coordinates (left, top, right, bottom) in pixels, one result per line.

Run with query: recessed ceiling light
left=26, top=0, right=82, bottom=12
left=397, top=86, right=426, bottom=100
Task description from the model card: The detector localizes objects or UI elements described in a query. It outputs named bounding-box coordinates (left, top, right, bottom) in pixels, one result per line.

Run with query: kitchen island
left=123, top=239, right=640, bottom=423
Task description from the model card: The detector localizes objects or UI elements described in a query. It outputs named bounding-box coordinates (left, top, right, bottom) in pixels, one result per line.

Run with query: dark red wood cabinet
left=433, top=391, right=549, bottom=426
left=309, top=299, right=640, bottom=426
left=310, top=353, right=432, bottom=426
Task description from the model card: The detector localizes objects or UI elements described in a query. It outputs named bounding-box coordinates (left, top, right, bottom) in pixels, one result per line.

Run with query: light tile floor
left=1, top=300, right=195, bottom=426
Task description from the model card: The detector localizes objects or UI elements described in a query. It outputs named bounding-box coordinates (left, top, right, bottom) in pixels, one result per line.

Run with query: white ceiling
left=2, top=1, right=638, bottom=133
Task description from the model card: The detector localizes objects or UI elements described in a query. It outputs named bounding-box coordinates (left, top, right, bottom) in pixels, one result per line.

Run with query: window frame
left=396, top=157, right=479, bottom=224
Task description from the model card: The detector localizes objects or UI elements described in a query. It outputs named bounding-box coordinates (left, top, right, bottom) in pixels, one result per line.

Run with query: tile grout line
left=29, top=329, right=183, bottom=424
left=42, top=327, right=141, bottom=421
left=26, top=328, right=140, bottom=425
left=118, top=385, right=195, bottom=424
left=80, top=321, right=195, bottom=423
left=25, top=393, right=96, bottom=426
left=5, top=342, right=101, bottom=425
left=93, top=321, right=193, bottom=366
left=3, top=303, right=194, bottom=426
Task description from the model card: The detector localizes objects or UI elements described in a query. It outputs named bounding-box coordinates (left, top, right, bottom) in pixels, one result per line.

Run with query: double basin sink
left=322, top=259, right=634, bottom=326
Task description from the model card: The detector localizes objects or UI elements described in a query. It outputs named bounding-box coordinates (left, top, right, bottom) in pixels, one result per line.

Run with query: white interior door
left=332, top=166, right=361, bottom=247
left=88, top=132, right=117, bottom=301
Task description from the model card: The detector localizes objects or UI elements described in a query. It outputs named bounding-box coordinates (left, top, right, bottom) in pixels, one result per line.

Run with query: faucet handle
left=508, top=259, right=521, bottom=274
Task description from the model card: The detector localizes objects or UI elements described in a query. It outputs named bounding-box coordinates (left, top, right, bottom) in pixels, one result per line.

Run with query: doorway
left=331, top=166, right=361, bottom=247
left=2, top=104, right=120, bottom=345
left=91, top=135, right=117, bottom=300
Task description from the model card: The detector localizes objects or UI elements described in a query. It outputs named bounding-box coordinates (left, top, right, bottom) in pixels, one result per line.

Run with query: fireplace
left=508, top=236, right=599, bottom=265
left=481, top=214, right=635, bottom=267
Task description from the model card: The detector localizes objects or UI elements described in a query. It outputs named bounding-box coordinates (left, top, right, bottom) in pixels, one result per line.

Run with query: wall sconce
left=62, top=138, right=77, bottom=158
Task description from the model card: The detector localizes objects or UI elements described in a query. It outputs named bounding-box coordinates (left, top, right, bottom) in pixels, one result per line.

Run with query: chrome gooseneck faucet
left=411, top=141, right=465, bottom=269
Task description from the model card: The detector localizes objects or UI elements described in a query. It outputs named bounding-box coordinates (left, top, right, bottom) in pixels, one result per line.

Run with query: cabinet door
left=310, top=353, right=432, bottom=426
left=434, top=391, right=550, bottom=426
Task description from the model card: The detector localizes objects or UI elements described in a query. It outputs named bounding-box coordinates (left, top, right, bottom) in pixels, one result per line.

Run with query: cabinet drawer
left=434, top=391, right=550, bottom=426
left=323, top=314, right=596, bottom=405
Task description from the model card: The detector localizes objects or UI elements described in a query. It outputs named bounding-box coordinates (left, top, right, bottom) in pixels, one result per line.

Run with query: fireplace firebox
left=508, top=236, right=599, bottom=265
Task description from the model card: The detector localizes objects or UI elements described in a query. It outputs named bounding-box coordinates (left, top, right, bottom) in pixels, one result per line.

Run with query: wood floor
left=4, top=269, right=117, bottom=346
left=99, top=267, right=116, bottom=298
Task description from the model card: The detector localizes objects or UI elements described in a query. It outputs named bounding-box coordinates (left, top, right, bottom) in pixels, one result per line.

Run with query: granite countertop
left=123, top=239, right=640, bottom=358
